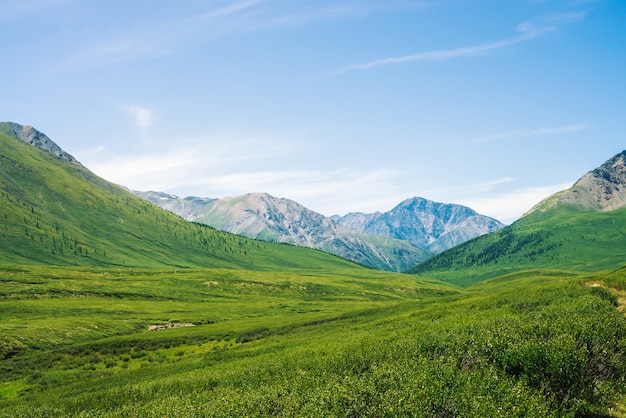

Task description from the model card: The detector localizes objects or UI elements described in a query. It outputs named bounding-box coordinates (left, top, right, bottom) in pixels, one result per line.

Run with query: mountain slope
left=135, top=191, right=431, bottom=272
left=526, top=150, right=626, bottom=214
left=334, top=197, right=505, bottom=253
left=0, top=124, right=362, bottom=271
left=411, top=150, right=626, bottom=287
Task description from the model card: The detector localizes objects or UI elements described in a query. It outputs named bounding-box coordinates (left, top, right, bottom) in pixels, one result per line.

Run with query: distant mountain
left=334, top=197, right=505, bottom=253
left=130, top=190, right=217, bottom=222
left=0, top=122, right=81, bottom=165
left=0, top=123, right=361, bottom=271
left=412, top=150, right=626, bottom=287
left=134, top=191, right=431, bottom=272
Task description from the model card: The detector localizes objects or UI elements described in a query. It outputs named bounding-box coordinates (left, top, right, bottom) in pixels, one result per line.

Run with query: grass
left=1, top=265, right=625, bottom=417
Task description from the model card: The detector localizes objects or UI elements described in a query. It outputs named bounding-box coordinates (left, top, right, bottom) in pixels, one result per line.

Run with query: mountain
left=334, top=197, right=505, bottom=253
left=0, top=123, right=361, bottom=271
left=412, top=150, right=626, bottom=287
left=526, top=150, right=626, bottom=214
left=134, top=191, right=431, bottom=272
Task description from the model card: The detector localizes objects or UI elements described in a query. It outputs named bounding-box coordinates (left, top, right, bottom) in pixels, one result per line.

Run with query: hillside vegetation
left=0, top=131, right=360, bottom=271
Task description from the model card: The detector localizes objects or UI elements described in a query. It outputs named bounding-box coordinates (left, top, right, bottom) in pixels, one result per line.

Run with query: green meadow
left=1, top=265, right=625, bottom=417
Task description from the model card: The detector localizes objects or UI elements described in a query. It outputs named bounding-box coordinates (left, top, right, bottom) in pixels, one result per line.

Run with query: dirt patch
left=148, top=323, right=194, bottom=332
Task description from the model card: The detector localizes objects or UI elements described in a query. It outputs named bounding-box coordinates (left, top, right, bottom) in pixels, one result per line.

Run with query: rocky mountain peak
left=526, top=150, right=626, bottom=214
left=0, top=122, right=81, bottom=165
left=335, top=196, right=505, bottom=252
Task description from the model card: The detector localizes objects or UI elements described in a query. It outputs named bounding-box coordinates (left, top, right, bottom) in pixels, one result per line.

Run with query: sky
left=1, top=0, right=625, bottom=223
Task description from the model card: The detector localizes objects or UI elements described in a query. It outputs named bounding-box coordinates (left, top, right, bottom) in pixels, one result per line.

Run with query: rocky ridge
left=0, top=122, right=81, bottom=165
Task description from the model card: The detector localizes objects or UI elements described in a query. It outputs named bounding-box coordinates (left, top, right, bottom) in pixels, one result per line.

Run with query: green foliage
left=412, top=205, right=626, bottom=286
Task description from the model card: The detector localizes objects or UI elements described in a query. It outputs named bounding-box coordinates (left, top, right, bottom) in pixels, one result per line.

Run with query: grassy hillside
left=0, top=131, right=361, bottom=271
left=1, top=266, right=625, bottom=417
left=411, top=205, right=626, bottom=287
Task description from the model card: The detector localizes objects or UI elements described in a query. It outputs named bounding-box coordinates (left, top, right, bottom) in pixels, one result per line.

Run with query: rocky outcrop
left=526, top=150, right=626, bottom=215
left=0, top=122, right=81, bottom=165
left=334, top=197, right=505, bottom=253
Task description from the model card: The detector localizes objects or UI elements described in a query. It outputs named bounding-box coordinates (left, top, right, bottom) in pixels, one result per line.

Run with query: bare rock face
left=527, top=151, right=626, bottom=215
left=565, top=151, right=626, bottom=211
left=0, top=122, right=81, bottom=165
left=335, top=197, right=505, bottom=253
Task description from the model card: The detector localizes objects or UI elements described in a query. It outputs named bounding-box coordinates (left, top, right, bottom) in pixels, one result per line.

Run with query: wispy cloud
left=79, top=129, right=302, bottom=188
left=324, top=11, right=589, bottom=76
left=0, top=0, right=72, bottom=21
left=187, top=0, right=267, bottom=22
left=471, top=124, right=588, bottom=143
left=123, top=105, right=154, bottom=130
left=77, top=127, right=405, bottom=216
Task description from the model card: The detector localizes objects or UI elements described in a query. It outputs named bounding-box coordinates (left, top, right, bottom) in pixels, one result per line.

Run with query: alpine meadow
left=0, top=121, right=625, bottom=418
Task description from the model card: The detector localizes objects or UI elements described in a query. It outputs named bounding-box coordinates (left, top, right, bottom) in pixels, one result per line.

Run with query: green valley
left=1, top=126, right=626, bottom=416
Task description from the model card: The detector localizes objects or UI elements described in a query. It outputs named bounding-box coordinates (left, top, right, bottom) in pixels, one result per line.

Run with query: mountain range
left=0, top=122, right=81, bottom=165
left=134, top=191, right=504, bottom=271
left=133, top=191, right=431, bottom=272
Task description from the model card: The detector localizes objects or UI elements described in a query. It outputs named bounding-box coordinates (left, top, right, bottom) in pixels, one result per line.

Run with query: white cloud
left=196, top=168, right=404, bottom=215
left=80, top=129, right=303, bottom=190
left=455, top=182, right=573, bottom=224
left=123, top=105, right=154, bottom=129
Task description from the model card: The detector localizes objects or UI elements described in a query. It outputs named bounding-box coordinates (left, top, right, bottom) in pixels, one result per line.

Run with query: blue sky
left=1, top=0, right=625, bottom=223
